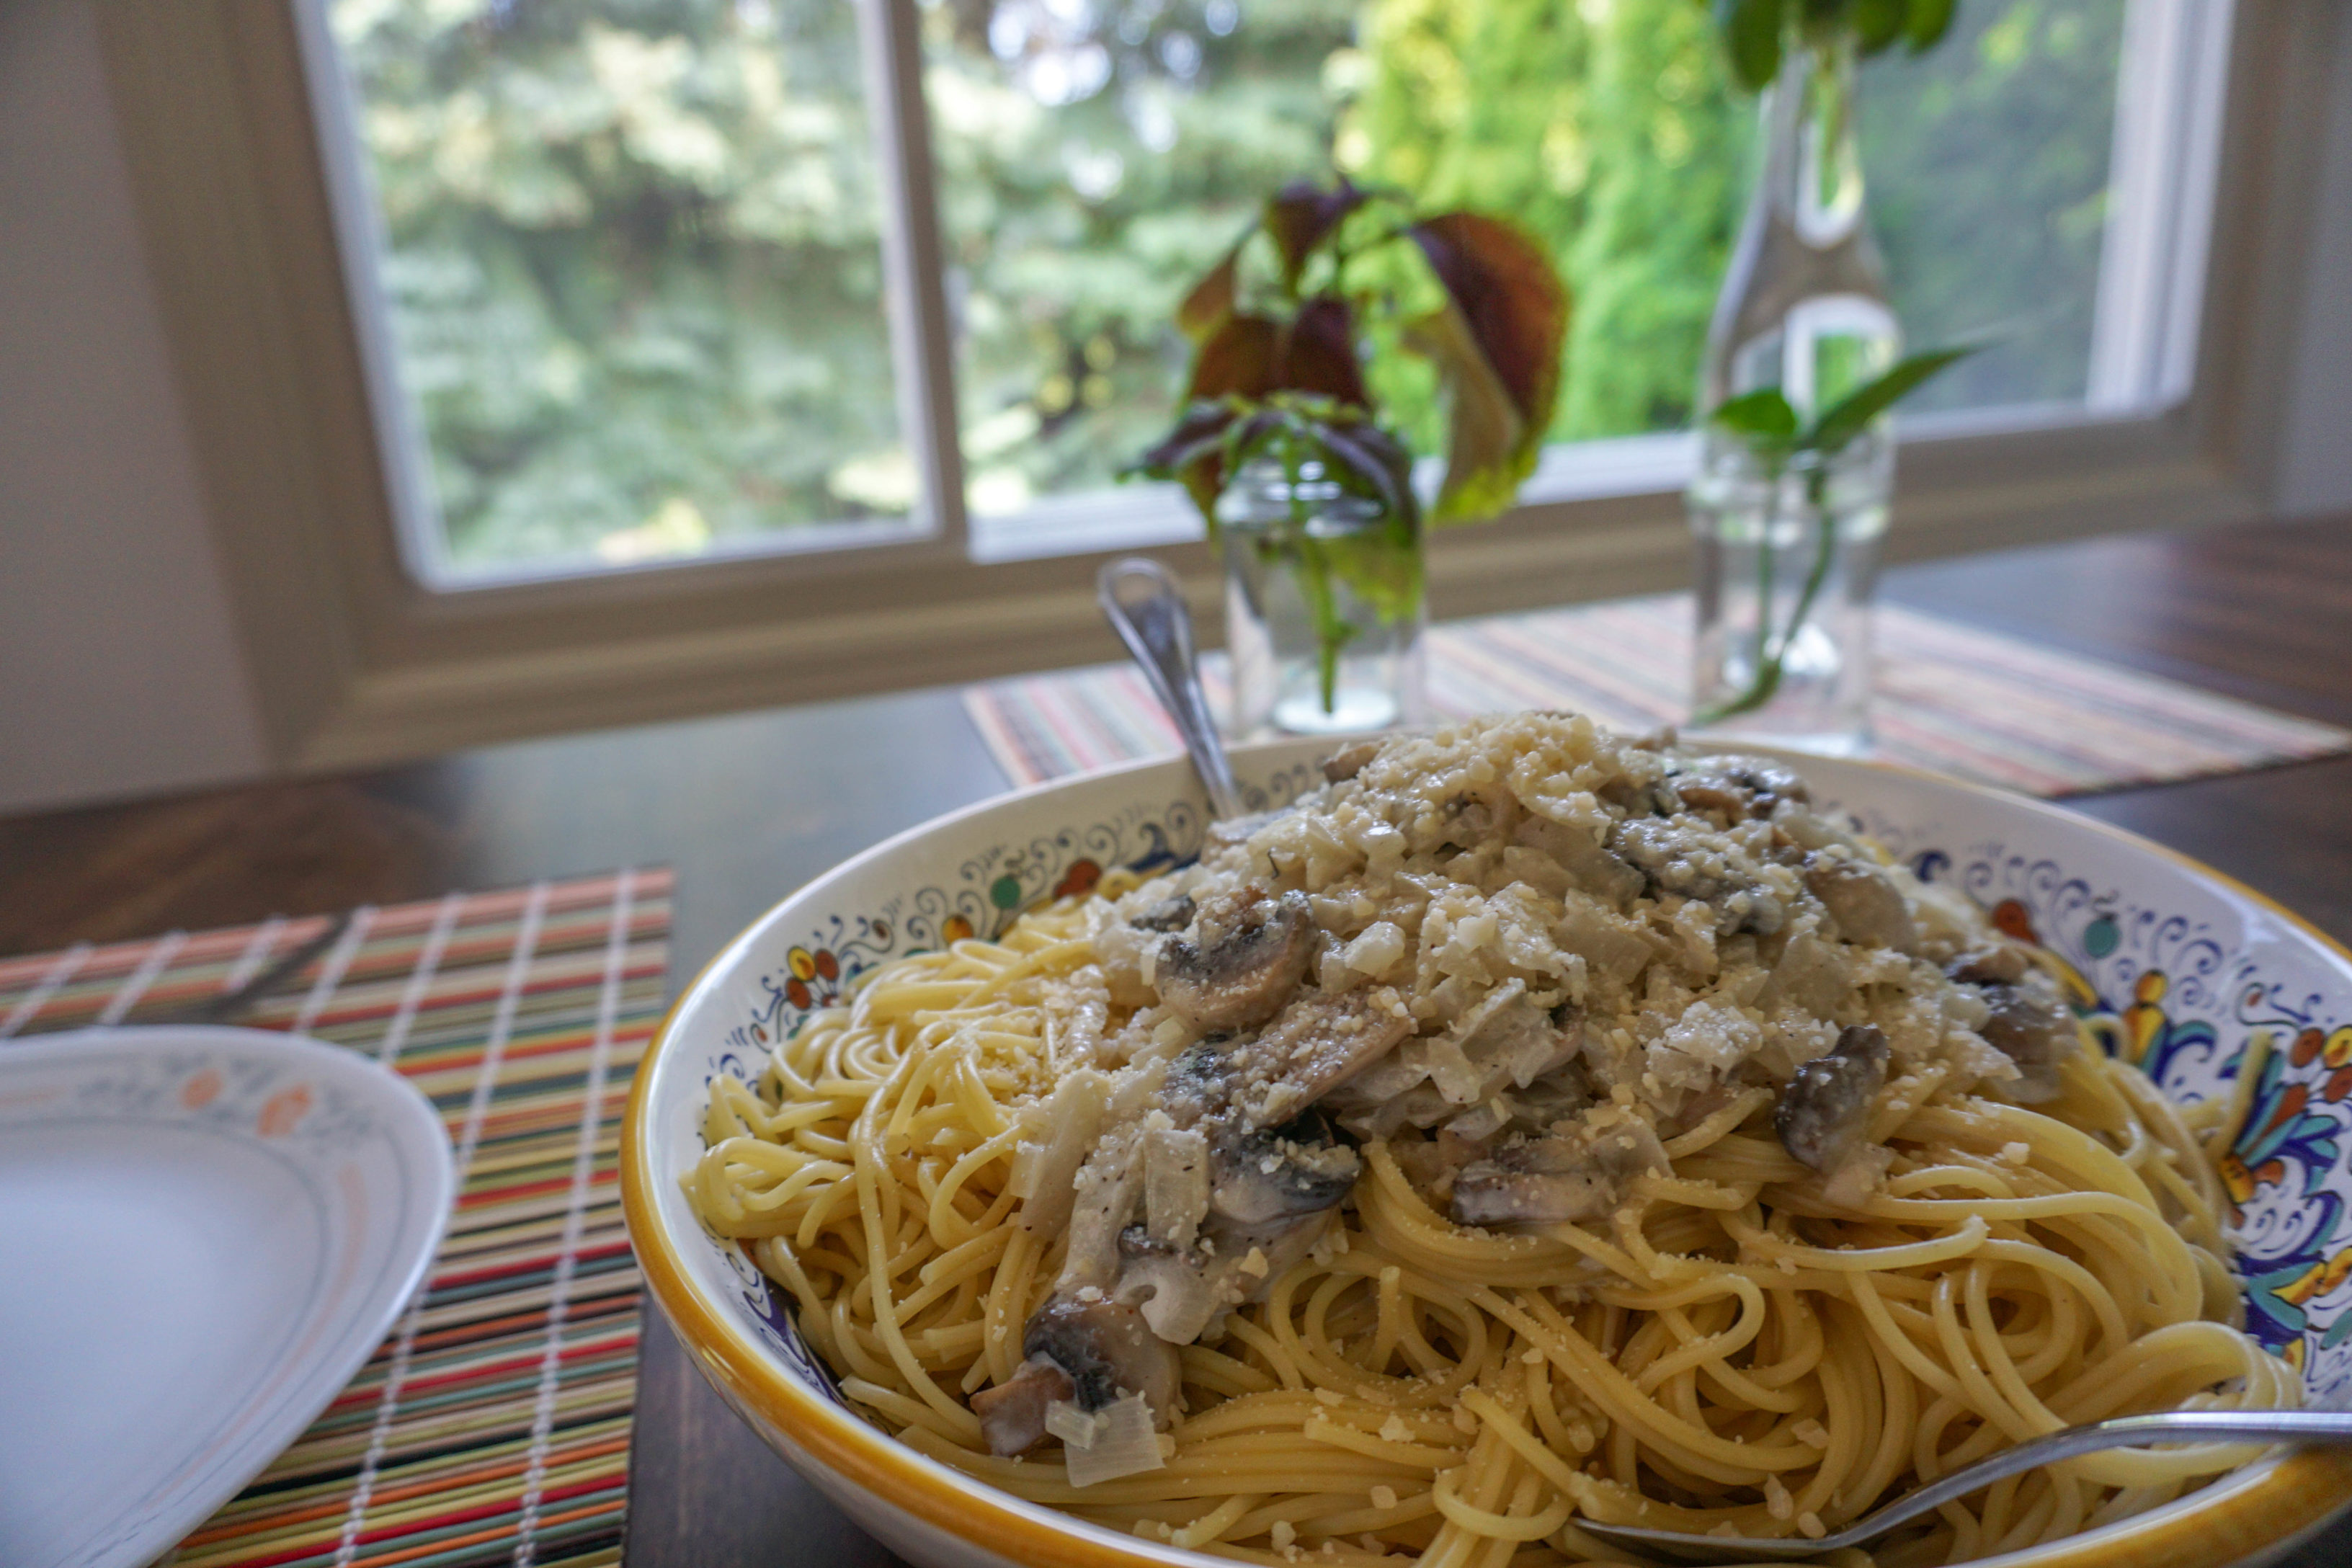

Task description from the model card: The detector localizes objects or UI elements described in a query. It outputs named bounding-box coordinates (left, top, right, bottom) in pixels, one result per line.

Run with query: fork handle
left=1582, top=1409, right=2352, bottom=1562
left=1863, top=1409, right=2352, bottom=1536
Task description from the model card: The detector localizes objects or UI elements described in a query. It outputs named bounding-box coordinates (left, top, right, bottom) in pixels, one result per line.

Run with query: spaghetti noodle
left=687, top=715, right=2286, bottom=1567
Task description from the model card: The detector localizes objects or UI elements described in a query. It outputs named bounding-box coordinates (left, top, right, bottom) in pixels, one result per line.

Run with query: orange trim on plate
left=620, top=750, right=2352, bottom=1568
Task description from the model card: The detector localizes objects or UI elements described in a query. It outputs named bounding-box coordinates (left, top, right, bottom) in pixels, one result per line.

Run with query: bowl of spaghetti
left=623, top=713, right=2352, bottom=1568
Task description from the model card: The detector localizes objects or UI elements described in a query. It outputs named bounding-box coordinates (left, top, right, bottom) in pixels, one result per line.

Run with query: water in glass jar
left=1687, top=429, right=1889, bottom=757
left=1221, top=510, right=1423, bottom=738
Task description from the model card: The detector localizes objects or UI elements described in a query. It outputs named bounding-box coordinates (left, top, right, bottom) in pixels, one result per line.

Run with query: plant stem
left=1298, top=535, right=1354, bottom=713
left=1695, top=461, right=1837, bottom=725
left=1280, top=440, right=1355, bottom=715
left=1752, top=466, right=1778, bottom=689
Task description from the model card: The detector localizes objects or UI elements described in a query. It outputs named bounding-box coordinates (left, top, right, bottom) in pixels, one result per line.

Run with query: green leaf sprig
left=1696, top=344, right=1978, bottom=725
left=1126, top=179, right=1568, bottom=719
left=1131, top=178, right=1571, bottom=533
left=1709, top=0, right=1959, bottom=94
left=1136, top=393, right=1423, bottom=714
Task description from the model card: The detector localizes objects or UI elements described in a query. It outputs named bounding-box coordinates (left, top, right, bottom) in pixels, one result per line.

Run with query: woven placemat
left=0, top=869, right=672, bottom=1568
left=966, top=594, right=2352, bottom=798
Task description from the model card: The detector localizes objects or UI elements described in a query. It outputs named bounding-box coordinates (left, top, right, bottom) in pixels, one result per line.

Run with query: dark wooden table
left=6, top=515, right=2350, bottom=1567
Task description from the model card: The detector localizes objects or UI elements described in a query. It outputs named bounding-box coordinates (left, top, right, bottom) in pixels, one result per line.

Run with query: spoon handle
left=1097, top=558, right=1245, bottom=821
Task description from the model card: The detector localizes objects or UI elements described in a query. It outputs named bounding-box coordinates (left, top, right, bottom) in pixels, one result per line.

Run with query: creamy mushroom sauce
left=970, top=713, right=2075, bottom=1461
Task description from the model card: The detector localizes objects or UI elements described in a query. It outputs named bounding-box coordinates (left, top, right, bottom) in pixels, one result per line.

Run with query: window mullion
left=2086, top=0, right=2235, bottom=414
left=858, top=0, right=968, bottom=552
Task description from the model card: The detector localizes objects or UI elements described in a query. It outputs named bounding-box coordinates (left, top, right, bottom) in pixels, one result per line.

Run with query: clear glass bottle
left=1692, top=39, right=1900, bottom=754
left=1217, top=458, right=1425, bottom=739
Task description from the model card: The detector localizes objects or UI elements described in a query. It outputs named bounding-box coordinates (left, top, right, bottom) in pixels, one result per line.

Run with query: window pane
left=924, top=0, right=1359, bottom=520
left=930, top=0, right=2132, bottom=511
left=328, top=0, right=913, bottom=576
left=1862, top=2, right=2127, bottom=413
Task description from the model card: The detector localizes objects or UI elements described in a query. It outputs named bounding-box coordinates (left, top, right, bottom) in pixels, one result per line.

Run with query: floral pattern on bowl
left=717, top=760, right=1327, bottom=1061
left=626, top=738, right=2352, bottom=1568
left=1915, top=843, right=2352, bottom=1391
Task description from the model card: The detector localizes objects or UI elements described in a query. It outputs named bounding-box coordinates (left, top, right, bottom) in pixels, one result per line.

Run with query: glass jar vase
left=1688, top=426, right=1889, bottom=755
left=1216, top=458, right=1425, bottom=739
left=1693, top=37, right=1900, bottom=754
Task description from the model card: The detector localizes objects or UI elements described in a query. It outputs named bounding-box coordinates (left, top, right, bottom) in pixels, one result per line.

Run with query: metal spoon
left=1575, top=1409, right=2352, bottom=1562
left=1097, top=557, right=1245, bottom=820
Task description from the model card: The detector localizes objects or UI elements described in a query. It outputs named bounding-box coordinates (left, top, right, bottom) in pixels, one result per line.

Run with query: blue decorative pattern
left=1912, top=844, right=2352, bottom=1398
left=713, top=779, right=1341, bottom=1060
left=685, top=762, right=2352, bottom=1415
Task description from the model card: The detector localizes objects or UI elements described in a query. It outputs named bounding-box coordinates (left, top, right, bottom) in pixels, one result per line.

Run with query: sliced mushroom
left=1451, top=1115, right=1668, bottom=1227
left=1057, top=1128, right=1146, bottom=1292
left=971, top=1356, right=1077, bottom=1456
left=1776, top=1024, right=1890, bottom=1172
left=1208, top=1108, right=1361, bottom=1226
left=1515, top=816, right=1647, bottom=907
left=1156, top=888, right=1314, bottom=1031
left=1975, top=973, right=2075, bottom=1102
left=1231, top=986, right=1415, bottom=1125
left=1131, top=894, right=1197, bottom=934
left=1804, top=855, right=1917, bottom=953
left=1392, top=1128, right=1492, bottom=1206
left=1668, top=759, right=1809, bottom=823
left=1668, top=778, right=1751, bottom=821
left=1599, top=775, right=1684, bottom=817
left=1022, top=1295, right=1180, bottom=1415
left=1946, top=943, right=2031, bottom=987
left=1158, top=1038, right=1233, bottom=1128
left=1322, top=740, right=1381, bottom=783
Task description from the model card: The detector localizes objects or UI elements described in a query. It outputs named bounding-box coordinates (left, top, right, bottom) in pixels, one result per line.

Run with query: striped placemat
left=0, top=869, right=672, bottom=1568
left=966, top=594, right=2352, bottom=797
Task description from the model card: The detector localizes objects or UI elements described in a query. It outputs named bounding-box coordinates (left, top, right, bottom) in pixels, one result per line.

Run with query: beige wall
left=0, top=0, right=267, bottom=814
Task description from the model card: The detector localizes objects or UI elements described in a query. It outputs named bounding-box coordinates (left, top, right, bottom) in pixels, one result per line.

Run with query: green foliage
left=1708, top=386, right=1801, bottom=447
left=1696, top=342, right=1974, bottom=723
left=922, top=0, right=1364, bottom=518
left=1132, top=392, right=1422, bottom=708
left=335, top=0, right=2129, bottom=570
left=1554, top=5, right=1749, bottom=440
left=1136, top=183, right=1568, bottom=530
left=332, top=0, right=913, bottom=567
left=1704, top=0, right=1962, bottom=94
left=1859, top=0, right=2124, bottom=413
left=1710, top=344, right=1979, bottom=465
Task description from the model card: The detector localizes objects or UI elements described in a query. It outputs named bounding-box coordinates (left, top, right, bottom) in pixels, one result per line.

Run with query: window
left=97, top=1, right=2317, bottom=767
left=313, top=0, right=2221, bottom=584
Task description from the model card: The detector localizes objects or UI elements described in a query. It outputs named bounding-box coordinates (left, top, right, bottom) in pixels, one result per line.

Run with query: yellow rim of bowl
left=621, top=749, right=2352, bottom=1568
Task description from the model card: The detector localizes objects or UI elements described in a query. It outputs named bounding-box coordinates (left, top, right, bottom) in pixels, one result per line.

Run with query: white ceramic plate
left=0, top=1026, right=453, bottom=1568
left=625, top=737, right=2352, bottom=1568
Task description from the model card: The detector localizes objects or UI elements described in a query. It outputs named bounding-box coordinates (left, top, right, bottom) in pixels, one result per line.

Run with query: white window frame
left=92, top=0, right=2338, bottom=772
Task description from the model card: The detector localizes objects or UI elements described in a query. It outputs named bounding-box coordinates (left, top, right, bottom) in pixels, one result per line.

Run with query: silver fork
left=1573, top=1409, right=2352, bottom=1562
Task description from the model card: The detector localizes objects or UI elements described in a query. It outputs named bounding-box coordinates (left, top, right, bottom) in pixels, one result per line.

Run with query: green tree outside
left=330, top=0, right=2126, bottom=571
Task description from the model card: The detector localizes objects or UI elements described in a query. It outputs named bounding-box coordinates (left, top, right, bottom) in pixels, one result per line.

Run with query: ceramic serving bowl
left=622, top=737, right=2352, bottom=1568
